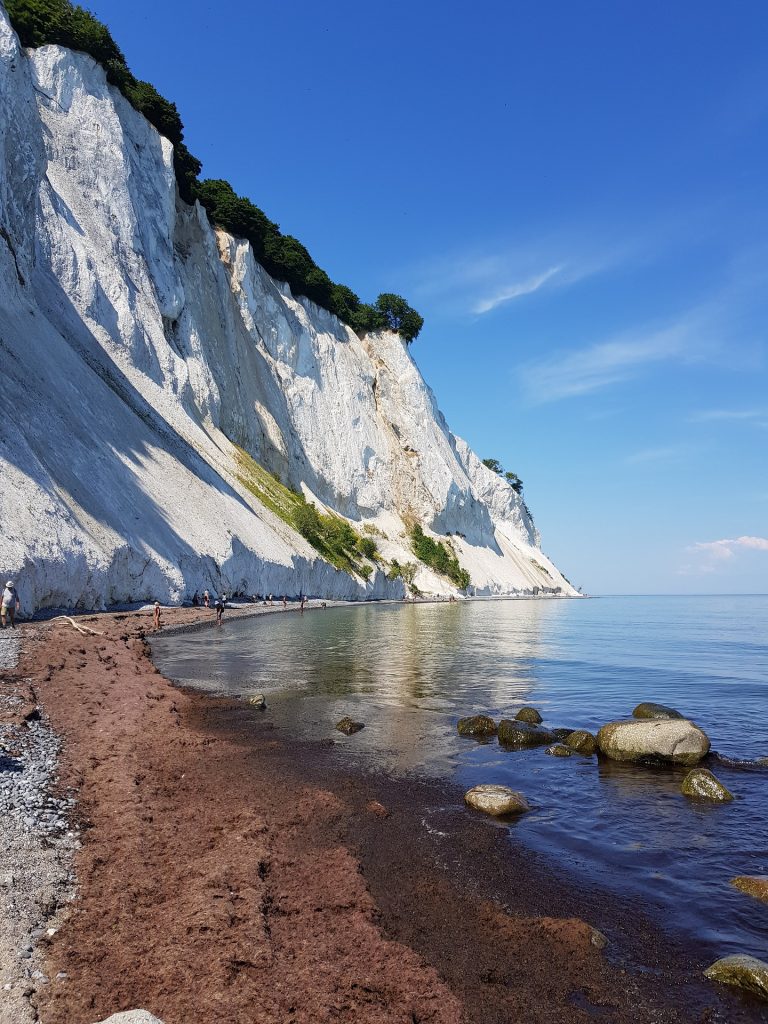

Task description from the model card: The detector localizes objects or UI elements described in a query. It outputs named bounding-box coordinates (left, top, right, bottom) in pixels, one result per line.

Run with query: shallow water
left=152, top=595, right=768, bottom=958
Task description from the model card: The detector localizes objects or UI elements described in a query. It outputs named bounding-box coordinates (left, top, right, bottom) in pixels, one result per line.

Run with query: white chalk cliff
left=0, top=7, right=577, bottom=613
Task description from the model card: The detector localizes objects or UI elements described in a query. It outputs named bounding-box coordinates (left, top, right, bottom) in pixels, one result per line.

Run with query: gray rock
left=457, top=715, right=497, bottom=737
left=681, top=768, right=733, bottom=802
left=464, top=784, right=530, bottom=816
left=632, top=702, right=683, bottom=720
left=514, top=706, right=543, bottom=724
left=498, top=719, right=555, bottom=749
left=545, top=744, right=573, bottom=757
left=597, top=719, right=710, bottom=766
left=704, top=954, right=768, bottom=1001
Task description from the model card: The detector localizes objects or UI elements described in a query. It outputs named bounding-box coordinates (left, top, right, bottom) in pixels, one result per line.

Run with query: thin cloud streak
left=519, top=320, right=696, bottom=404
left=625, top=444, right=693, bottom=465
left=473, top=265, right=563, bottom=314
left=689, top=536, right=768, bottom=560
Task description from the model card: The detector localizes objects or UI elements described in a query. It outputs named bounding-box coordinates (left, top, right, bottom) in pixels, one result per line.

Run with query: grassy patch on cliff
left=233, top=446, right=377, bottom=578
left=410, top=525, right=470, bottom=590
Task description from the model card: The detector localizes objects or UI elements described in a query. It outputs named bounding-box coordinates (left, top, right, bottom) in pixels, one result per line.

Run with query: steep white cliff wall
left=0, top=9, right=577, bottom=613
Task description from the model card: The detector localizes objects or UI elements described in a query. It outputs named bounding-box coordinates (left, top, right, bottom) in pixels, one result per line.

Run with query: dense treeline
left=6, top=0, right=424, bottom=342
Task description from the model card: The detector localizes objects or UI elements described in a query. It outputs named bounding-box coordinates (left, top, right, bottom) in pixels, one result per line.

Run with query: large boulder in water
left=731, top=876, right=768, bottom=904
left=457, top=715, right=497, bottom=737
left=704, top=955, right=768, bottom=1001
left=464, top=784, right=530, bottom=816
left=632, top=702, right=683, bottom=720
left=514, top=706, right=543, bottom=724
left=597, top=719, right=709, bottom=766
left=498, top=719, right=555, bottom=748
left=681, top=768, right=733, bottom=802
left=565, top=730, right=598, bottom=755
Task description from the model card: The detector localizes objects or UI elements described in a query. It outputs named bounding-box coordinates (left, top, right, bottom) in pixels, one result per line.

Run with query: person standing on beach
left=203, top=589, right=210, bottom=608
left=1, top=580, right=20, bottom=628
left=215, top=593, right=226, bottom=625
left=153, top=601, right=161, bottom=630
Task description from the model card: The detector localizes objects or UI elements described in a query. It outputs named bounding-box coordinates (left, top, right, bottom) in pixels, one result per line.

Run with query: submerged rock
left=514, top=706, right=543, bottom=724
left=247, top=693, right=266, bottom=709
left=457, top=715, right=497, bottom=737
left=704, top=955, right=768, bottom=1001
left=681, top=768, right=733, bottom=802
left=336, top=716, right=365, bottom=735
left=597, top=719, right=709, bottom=766
left=464, top=784, right=530, bottom=817
left=564, top=730, right=598, bottom=755
left=545, top=744, right=572, bottom=757
left=498, top=719, right=556, bottom=749
left=632, top=702, right=683, bottom=720
left=551, top=728, right=574, bottom=741
left=731, top=876, right=768, bottom=904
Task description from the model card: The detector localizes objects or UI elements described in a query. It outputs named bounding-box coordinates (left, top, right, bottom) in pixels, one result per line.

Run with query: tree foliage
left=482, top=458, right=524, bottom=495
left=410, top=525, right=470, bottom=590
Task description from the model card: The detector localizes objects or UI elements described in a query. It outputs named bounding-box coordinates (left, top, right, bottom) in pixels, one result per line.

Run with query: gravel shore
left=0, top=630, right=78, bottom=1024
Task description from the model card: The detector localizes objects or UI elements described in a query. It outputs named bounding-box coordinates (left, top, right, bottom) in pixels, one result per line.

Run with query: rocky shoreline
left=1, top=608, right=767, bottom=1023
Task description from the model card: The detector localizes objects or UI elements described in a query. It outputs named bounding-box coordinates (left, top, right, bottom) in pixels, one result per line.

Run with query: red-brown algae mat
left=8, top=608, right=766, bottom=1024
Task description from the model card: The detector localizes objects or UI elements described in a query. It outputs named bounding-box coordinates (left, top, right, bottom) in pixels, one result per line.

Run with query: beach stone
left=681, top=768, right=733, bottom=802
left=94, top=1013, right=165, bottom=1024
left=546, top=744, right=572, bottom=757
left=551, top=728, right=574, bottom=741
left=247, top=693, right=266, bottom=709
left=335, top=716, right=365, bottom=735
left=498, top=719, right=556, bottom=749
left=632, top=702, right=683, bottom=720
left=589, top=927, right=608, bottom=949
left=704, top=955, right=768, bottom=1001
left=464, top=784, right=530, bottom=817
left=457, top=715, right=497, bottom=737
left=514, top=706, right=543, bottom=724
left=731, top=876, right=768, bottom=904
left=565, top=729, right=598, bottom=755
left=597, top=719, right=710, bottom=766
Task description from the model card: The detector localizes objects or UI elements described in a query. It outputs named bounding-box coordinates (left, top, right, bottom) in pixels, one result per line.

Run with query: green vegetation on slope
left=233, top=446, right=378, bottom=578
left=6, top=0, right=424, bottom=343
left=410, top=525, right=470, bottom=590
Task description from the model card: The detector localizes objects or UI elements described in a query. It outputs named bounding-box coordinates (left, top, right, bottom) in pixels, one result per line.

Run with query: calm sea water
left=152, top=595, right=768, bottom=958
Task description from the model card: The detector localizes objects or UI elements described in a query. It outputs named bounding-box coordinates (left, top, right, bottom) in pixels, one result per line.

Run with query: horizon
left=50, top=0, right=768, bottom=595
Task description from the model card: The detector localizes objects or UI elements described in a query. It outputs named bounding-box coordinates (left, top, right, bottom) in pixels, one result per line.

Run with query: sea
left=151, top=594, right=768, bottom=959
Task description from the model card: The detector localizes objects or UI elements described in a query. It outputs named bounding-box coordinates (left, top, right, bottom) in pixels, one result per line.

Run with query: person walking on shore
left=215, top=593, right=226, bottom=625
left=153, top=601, right=161, bottom=630
left=203, top=589, right=210, bottom=608
left=1, top=580, right=20, bottom=628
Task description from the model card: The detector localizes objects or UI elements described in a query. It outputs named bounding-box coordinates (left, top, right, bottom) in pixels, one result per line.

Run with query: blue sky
left=87, top=0, right=767, bottom=594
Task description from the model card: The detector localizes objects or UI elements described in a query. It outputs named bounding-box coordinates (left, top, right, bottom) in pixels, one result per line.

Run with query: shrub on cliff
left=410, top=525, right=470, bottom=590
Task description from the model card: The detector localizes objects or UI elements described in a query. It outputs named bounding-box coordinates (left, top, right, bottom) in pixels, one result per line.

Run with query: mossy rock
left=632, top=702, right=683, bottom=720
left=681, top=768, right=733, bottom=802
left=704, top=954, right=768, bottom=1001
left=336, top=716, right=365, bottom=735
left=551, top=728, right=575, bottom=741
left=597, top=719, right=709, bottom=766
left=515, top=706, right=543, bottom=724
left=464, top=784, right=530, bottom=817
left=457, top=715, right=497, bottom=738
left=546, top=744, right=573, bottom=757
left=731, top=877, right=768, bottom=904
left=565, top=729, right=598, bottom=755
left=498, top=719, right=555, bottom=749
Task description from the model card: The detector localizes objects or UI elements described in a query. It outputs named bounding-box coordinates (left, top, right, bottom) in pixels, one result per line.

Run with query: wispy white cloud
left=690, top=536, right=768, bottom=559
left=625, top=444, right=694, bottom=465
left=473, top=265, right=563, bottom=314
left=519, top=318, right=698, bottom=403
left=690, top=408, right=768, bottom=427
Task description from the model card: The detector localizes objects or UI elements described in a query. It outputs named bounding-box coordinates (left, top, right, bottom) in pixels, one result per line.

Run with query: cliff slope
left=0, top=8, right=577, bottom=612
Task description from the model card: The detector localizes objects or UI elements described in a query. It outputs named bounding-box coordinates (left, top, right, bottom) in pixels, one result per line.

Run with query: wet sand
left=12, top=607, right=766, bottom=1023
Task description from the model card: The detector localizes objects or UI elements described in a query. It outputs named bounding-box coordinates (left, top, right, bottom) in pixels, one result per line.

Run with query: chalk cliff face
left=0, top=7, right=577, bottom=612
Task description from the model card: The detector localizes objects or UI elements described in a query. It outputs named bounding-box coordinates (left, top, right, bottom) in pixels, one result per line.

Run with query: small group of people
left=1, top=580, right=20, bottom=629
left=190, top=589, right=227, bottom=624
